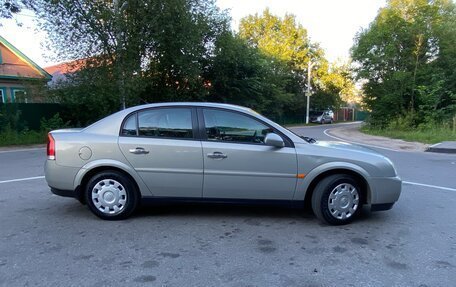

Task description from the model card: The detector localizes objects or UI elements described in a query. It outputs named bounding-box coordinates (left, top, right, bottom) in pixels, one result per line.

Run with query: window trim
left=119, top=106, right=199, bottom=141
left=197, top=107, right=294, bottom=148
left=0, top=87, right=6, bottom=103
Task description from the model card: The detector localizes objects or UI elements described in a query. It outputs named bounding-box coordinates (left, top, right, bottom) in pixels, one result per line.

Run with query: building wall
left=0, top=79, right=46, bottom=103
left=0, top=43, right=43, bottom=79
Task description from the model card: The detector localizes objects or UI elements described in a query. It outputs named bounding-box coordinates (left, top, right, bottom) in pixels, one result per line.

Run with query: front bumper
left=369, top=176, right=402, bottom=210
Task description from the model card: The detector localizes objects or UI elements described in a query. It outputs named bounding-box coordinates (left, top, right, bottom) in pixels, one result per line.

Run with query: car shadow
left=136, top=201, right=312, bottom=220
left=133, top=201, right=383, bottom=224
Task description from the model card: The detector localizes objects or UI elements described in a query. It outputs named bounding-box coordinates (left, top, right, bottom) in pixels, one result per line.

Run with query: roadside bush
left=40, top=113, right=70, bottom=132
left=0, top=106, right=27, bottom=133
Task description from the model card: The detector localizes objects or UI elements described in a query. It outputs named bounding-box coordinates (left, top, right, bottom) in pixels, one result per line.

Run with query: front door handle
left=129, top=147, right=149, bottom=154
left=207, top=152, right=227, bottom=159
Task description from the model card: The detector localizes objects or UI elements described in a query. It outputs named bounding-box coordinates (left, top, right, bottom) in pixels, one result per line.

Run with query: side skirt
left=141, top=196, right=303, bottom=209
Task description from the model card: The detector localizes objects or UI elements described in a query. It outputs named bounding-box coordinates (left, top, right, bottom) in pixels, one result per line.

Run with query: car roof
left=124, top=102, right=254, bottom=114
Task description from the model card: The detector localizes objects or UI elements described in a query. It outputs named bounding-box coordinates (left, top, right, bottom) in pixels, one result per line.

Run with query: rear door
left=199, top=108, right=298, bottom=200
left=118, top=107, right=203, bottom=198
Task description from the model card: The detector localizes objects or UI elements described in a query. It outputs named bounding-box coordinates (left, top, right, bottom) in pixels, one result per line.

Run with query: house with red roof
left=0, top=35, right=52, bottom=103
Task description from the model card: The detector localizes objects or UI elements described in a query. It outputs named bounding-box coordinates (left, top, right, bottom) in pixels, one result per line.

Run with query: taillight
left=47, top=133, right=55, bottom=160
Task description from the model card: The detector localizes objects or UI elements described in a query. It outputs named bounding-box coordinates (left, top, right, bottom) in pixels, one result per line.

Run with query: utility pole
left=114, top=0, right=128, bottom=110
left=305, top=60, right=315, bottom=124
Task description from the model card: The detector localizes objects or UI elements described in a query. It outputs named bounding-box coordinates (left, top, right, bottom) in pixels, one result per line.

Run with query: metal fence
left=0, top=103, right=64, bottom=131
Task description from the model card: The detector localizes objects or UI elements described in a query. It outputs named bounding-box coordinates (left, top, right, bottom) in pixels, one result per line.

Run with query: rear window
left=121, top=113, right=137, bottom=136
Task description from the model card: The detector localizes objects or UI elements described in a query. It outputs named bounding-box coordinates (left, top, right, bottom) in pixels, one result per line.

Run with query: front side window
left=203, top=109, right=272, bottom=144
left=138, top=108, right=193, bottom=139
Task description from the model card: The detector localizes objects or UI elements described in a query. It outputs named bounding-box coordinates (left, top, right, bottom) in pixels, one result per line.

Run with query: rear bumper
left=50, top=186, right=84, bottom=203
left=45, top=160, right=80, bottom=191
left=51, top=187, right=75, bottom=198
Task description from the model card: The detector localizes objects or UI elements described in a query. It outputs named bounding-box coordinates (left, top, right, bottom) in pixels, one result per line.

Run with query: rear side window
left=138, top=108, right=193, bottom=139
left=121, top=113, right=137, bottom=136
left=203, top=109, right=272, bottom=144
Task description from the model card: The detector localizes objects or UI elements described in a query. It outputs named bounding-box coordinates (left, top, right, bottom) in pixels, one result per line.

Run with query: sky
left=0, top=0, right=386, bottom=68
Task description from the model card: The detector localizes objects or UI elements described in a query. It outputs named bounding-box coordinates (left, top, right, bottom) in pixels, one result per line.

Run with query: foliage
left=0, top=105, right=23, bottom=132
left=36, top=0, right=229, bottom=108
left=0, top=127, right=46, bottom=147
left=361, top=122, right=456, bottom=144
left=239, top=9, right=358, bottom=111
left=0, top=0, right=35, bottom=19
left=30, top=3, right=358, bottom=125
left=206, top=32, right=296, bottom=118
left=239, top=9, right=314, bottom=72
left=352, top=0, right=456, bottom=128
left=40, top=113, right=70, bottom=132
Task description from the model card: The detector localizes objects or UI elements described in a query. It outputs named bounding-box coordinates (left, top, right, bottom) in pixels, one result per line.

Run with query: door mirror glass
left=264, top=133, right=284, bottom=148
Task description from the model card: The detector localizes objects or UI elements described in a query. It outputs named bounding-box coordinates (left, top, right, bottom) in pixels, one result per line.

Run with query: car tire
left=85, top=170, right=140, bottom=220
left=311, top=174, right=363, bottom=225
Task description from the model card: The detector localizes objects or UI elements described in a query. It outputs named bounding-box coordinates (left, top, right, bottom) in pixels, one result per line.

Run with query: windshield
left=310, top=111, right=323, bottom=116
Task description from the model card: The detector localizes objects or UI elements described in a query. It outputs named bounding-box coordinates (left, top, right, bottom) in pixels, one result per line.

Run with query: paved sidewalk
left=326, top=123, right=429, bottom=152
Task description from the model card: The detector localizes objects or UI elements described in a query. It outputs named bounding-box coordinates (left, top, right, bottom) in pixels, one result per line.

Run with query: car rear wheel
left=85, top=170, right=139, bottom=220
left=311, top=174, right=362, bottom=225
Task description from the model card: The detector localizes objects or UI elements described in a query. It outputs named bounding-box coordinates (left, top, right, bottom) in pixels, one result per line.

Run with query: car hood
left=313, top=140, right=378, bottom=154
left=294, top=140, right=397, bottom=177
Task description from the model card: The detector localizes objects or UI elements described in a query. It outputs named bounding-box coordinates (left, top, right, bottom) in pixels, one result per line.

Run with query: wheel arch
left=296, top=163, right=372, bottom=210
left=74, top=160, right=152, bottom=202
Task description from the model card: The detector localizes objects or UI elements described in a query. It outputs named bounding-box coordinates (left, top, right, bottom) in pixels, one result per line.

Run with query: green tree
left=239, top=9, right=355, bottom=112
left=0, top=0, right=35, bottom=19
left=35, top=0, right=228, bottom=111
left=352, top=0, right=456, bottom=127
left=206, top=32, right=295, bottom=118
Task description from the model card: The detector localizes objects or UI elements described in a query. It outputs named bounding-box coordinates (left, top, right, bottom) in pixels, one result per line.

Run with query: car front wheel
left=85, top=170, right=139, bottom=220
left=311, top=174, right=362, bottom=225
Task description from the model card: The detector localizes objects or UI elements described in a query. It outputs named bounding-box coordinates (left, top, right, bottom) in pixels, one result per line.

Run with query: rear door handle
left=207, top=152, right=227, bottom=159
left=129, top=147, right=149, bottom=154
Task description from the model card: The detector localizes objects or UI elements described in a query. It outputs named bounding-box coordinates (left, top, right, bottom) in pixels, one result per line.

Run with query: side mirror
left=264, top=133, right=285, bottom=148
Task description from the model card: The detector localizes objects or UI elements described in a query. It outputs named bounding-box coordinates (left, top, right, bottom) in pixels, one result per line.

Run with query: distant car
left=325, top=109, right=334, bottom=120
left=310, top=111, right=333, bottom=124
left=45, top=102, right=401, bottom=225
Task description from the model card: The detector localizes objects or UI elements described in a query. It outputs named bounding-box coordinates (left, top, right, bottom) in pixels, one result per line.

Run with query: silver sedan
left=44, top=102, right=401, bottom=225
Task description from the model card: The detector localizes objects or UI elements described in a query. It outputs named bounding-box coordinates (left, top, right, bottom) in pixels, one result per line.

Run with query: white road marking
left=0, top=147, right=46, bottom=154
left=403, top=181, right=456, bottom=192
left=0, top=176, right=45, bottom=184
left=323, top=128, right=399, bottom=152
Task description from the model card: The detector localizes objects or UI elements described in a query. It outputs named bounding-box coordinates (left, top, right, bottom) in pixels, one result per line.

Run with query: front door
left=200, top=108, right=298, bottom=200
left=118, top=107, right=203, bottom=198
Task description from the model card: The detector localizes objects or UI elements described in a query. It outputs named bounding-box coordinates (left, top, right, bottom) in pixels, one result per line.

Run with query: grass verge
left=0, top=129, right=47, bottom=147
left=361, top=126, right=456, bottom=144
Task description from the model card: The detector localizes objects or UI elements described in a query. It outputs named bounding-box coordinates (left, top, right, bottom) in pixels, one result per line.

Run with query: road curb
left=426, top=142, right=456, bottom=154
left=0, top=145, right=46, bottom=153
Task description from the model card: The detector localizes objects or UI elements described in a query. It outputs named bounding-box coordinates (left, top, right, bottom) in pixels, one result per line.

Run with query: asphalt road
left=0, top=123, right=455, bottom=287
